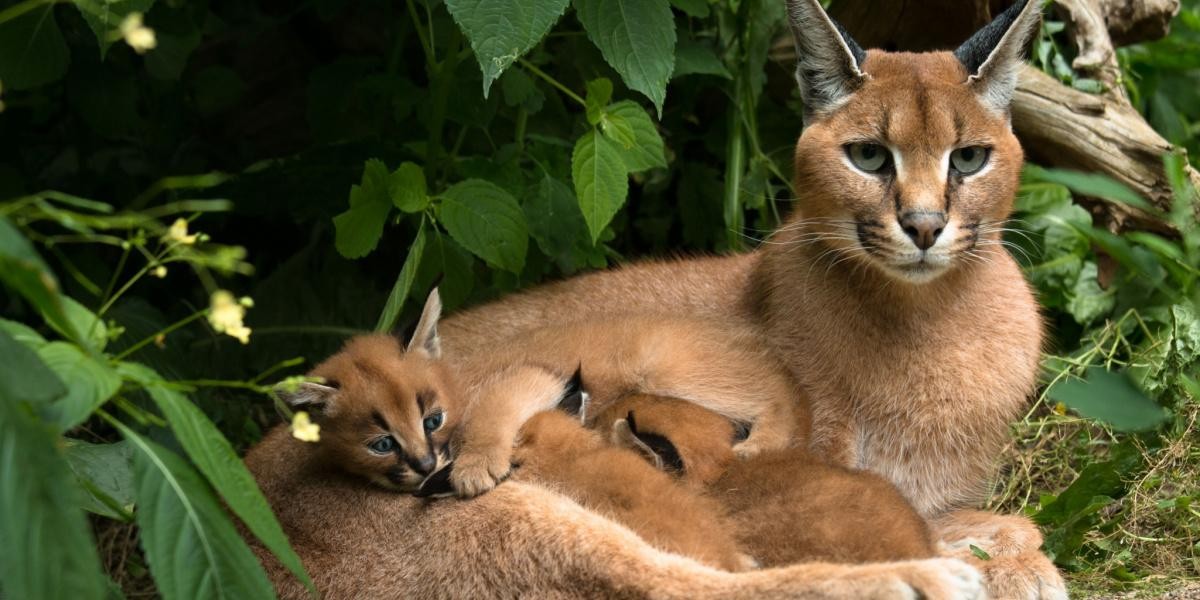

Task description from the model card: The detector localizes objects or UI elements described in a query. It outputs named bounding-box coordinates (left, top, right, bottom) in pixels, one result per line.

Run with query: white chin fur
left=875, top=260, right=952, bottom=284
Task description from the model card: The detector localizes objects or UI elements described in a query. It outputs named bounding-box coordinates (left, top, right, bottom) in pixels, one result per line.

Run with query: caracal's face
left=794, top=52, right=1024, bottom=284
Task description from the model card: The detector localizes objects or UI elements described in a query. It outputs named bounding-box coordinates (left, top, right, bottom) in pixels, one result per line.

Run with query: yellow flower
left=165, top=218, right=198, bottom=245
left=151, top=265, right=167, bottom=278
left=291, top=411, right=320, bottom=442
left=208, top=290, right=252, bottom=344
left=1053, top=402, right=1068, bottom=416
left=120, top=13, right=157, bottom=54
left=153, top=333, right=166, bottom=348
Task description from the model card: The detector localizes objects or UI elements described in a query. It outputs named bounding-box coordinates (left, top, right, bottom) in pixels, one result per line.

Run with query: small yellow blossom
left=151, top=265, right=167, bottom=278
left=1053, top=402, right=1068, bottom=416
left=153, top=333, right=166, bottom=348
left=208, top=290, right=252, bottom=344
left=291, top=411, right=320, bottom=442
left=165, top=218, right=198, bottom=245
left=120, top=13, right=157, bottom=54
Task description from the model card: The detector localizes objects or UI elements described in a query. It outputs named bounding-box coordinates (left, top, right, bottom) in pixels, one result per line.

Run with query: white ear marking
left=407, top=288, right=443, bottom=358
left=279, top=381, right=338, bottom=411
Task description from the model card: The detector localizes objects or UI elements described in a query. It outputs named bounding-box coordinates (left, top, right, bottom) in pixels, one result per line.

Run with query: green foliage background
left=0, top=0, right=1197, bottom=597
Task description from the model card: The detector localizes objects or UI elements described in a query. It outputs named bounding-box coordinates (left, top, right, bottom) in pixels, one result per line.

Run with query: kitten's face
left=793, top=52, right=1024, bottom=284
left=301, top=335, right=461, bottom=492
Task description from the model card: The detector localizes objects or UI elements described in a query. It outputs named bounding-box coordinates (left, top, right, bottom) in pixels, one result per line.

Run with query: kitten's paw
left=450, top=448, right=511, bottom=498
left=731, top=439, right=766, bottom=459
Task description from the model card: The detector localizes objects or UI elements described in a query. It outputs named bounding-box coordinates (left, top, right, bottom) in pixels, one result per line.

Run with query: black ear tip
left=556, top=366, right=588, bottom=419
left=625, top=411, right=638, bottom=434
left=415, top=463, right=454, bottom=498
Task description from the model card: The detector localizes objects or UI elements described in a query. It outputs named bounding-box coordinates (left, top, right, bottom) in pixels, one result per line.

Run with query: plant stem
left=519, top=59, right=586, bottom=107
left=112, top=310, right=208, bottom=362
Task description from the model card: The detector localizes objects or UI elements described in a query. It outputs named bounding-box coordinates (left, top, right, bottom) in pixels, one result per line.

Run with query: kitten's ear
left=407, top=288, right=442, bottom=358
left=277, top=381, right=338, bottom=414
left=954, top=0, right=1042, bottom=114
left=415, top=462, right=455, bottom=498
left=785, top=0, right=868, bottom=121
left=611, top=412, right=685, bottom=474
left=555, top=365, right=588, bottom=424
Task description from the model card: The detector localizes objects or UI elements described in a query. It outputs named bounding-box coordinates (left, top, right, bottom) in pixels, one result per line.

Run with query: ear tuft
left=277, top=381, right=338, bottom=413
left=786, top=0, right=868, bottom=121
left=954, top=0, right=1042, bottom=114
left=407, top=288, right=443, bottom=358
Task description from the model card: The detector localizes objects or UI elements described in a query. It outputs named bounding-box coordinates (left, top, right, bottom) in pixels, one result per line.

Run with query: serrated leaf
left=0, top=5, right=69, bottom=90
left=118, top=362, right=313, bottom=593
left=572, top=130, right=628, bottom=242
left=65, top=439, right=135, bottom=520
left=0, top=389, right=106, bottom=600
left=116, top=422, right=277, bottom=600
left=585, top=77, right=613, bottom=125
left=1047, top=367, right=1169, bottom=432
left=0, top=327, right=65, bottom=405
left=673, top=37, right=731, bottom=79
left=440, top=179, right=529, bottom=272
left=599, top=112, right=636, bottom=149
left=391, top=162, right=429, bottom=213
left=604, top=101, right=666, bottom=171
left=37, top=341, right=122, bottom=431
left=333, top=159, right=393, bottom=259
left=376, top=222, right=426, bottom=332
left=445, top=0, right=571, bottom=95
left=574, top=0, right=676, bottom=115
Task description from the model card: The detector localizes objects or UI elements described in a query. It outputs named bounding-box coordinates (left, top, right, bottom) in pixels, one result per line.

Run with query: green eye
left=423, top=412, right=444, bottom=433
left=950, top=146, right=989, bottom=175
left=846, top=143, right=890, bottom=173
left=368, top=436, right=396, bottom=454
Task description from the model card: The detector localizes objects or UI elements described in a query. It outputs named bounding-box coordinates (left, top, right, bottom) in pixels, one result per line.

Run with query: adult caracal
left=435, top=0, right=1065, bottom=597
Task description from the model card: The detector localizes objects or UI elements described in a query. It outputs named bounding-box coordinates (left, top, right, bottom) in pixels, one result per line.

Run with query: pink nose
left=899, top=211, right=946, bottom=250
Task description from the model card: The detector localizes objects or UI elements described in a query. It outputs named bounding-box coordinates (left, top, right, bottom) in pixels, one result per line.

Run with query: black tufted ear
left=415, top=462, right=455, bottom=498
left=555, top=365, right=588, bottom=423
left=785, top=0, right=868, bottom=122
left=954, top=0, right=1043, bottom=114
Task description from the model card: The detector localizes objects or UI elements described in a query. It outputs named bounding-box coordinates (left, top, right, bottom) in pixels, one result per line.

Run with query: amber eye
left=423, top=411, right=444, bottom=433
left=846, top=143, right=891, bottom=173
left=950, top=146, right=990, bottom=175
left=368, top=436, right=396, bottom=455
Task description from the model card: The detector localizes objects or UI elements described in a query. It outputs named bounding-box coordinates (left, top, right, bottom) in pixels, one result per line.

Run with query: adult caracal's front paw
left=890, top=558, right=986, bottom=600
left=450, top=445, right=512, bottom=498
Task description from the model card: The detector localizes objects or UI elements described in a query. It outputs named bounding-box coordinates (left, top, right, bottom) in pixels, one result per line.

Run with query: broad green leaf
left=0, top=327, right=65, bottom=404
left=376, top=221, right=427, bottom=332
left=1025, top=165, right=1158, bottom=214
left=333, top=159, right=393, bottom=259
left=1065, top=262, right=1115, bottom=326
left=118, top=423, right=277, bottom=600
left=0, top=217, right=76, bottom=341
left=0, top=389, right=106, bottom=599
left=0, top=317, right=48, bottom=349
left=599, top=112, right=636, bottom=149
left=572, top=130, right=628, bottom=241
left=585, top=77, right=613, bottom=126
left=499, top=68, right=544, bottom=112
left=391, top=162, right=429, bottom=213
left=604, top=101, right=667, bottom=172
left=415, top=229, right=475, bottom=312
left=445, top=0, right=571, bottom=95
left=526, top=174, right=589, bottom=259
left=65, top=439, right=135, bottom=521
left=573, top=0, right=676, bottom=115
left=669, top=0, right=709, bottom=17
left=73, top=0, right=157, bottom=58
left=51, top=296, right=108, bottom=353
left=1047, top=367, right=1170, bottom=432
left=118, top=362, right=313, bottom=593
left=440, top=179, right=529, bottom=273
left=0, top=5, right=69, bottom=90
left=37, top=342, right=121, bottom=431
left=673, top=37, right=731, bottom=79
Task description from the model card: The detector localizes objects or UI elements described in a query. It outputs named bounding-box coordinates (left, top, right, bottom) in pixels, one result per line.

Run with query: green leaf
left=527, top=174, right=589, bottom=258
left=969, top=545, right=992, bottom=561
left=604, top=100, right=667, bottom=172
left=0, top=327, right=65, bottom=404
left=0, top=391, right=106, bottom=600
left=669, top=0, right=709, bottom=17
left=333, top=159, right=393, bottom=259
left=0, top=5, right=69, bottom=90
left=1065, top=262, right=1115, bottom=326
left=673, top=37, right=731, bottom=79
left=51, top=296, right=108, bottom=353
left=599, top=111, right=636, bottom=149
left=1025, top=165, right=1158, bottom=215
left=416, top=229, right=475, bottom=312
left=37, top=342, right=122, bottom=431
left=572, top=130, right=628, bottom=241
left=116, top=422, right=277, bottom=600
left=573, top=0, right=676, bottom=115
left=118, top=362, right=313, bottom=593
left=0, top=217, right=76, bottom=342
left=65, top=439, right=135, bottom=521
left=73, top=0, right=157, bottom=58
left=585, top=77, right=613, bottom=125
left=1047, top=367, right=1170, bottom=432
left=440, top=179, right=529, bottom=272
left=445, top=0, right=571, bottom=95
left=391, top=162, right=429, bottom=213
left=376, top=221, right=427, bottom=332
